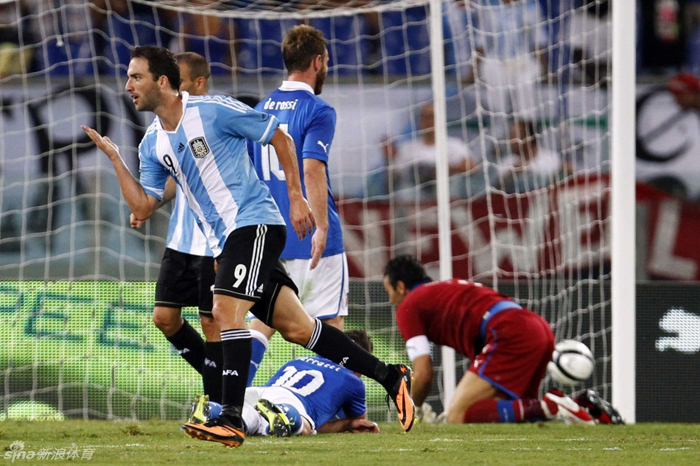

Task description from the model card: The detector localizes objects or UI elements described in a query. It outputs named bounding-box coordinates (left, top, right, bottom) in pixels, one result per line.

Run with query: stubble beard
left=314, top=70, right=326, bottom=95
left=136, top=96, right=156, bottom=113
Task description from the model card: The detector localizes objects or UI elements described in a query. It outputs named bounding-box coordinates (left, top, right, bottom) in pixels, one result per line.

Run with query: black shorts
left=155, top=248, right=216, bottom=316
left=214, top=224, right=287, bottom=302
left=248, top=261, right=298, bottom=326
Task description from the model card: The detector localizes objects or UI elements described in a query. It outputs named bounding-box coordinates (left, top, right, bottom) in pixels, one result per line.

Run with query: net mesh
left=0, top=0, right=612, bottom=421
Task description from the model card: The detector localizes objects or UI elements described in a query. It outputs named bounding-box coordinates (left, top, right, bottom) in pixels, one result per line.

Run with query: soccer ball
left=547, top=340, right=595, bottom=385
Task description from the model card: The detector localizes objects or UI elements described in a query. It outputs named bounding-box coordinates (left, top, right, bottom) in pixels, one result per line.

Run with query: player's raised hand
left=130, top=213, right=145, bottom=229
left=289, top=196, right=315, bottom=240
left=309, top=228, right=327, bottom=270
left=82, top=125, right=120, bottom=160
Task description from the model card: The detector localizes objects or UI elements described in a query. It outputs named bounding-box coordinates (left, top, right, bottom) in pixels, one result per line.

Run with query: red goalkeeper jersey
left=395, top=279, right=515, bottom=360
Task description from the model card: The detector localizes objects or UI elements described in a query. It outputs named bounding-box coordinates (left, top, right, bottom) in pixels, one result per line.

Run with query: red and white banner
left=338, top=175, right=700, bottom=281
left=643, top=195, right=700, bottom=280
left=339, top=175, right=611, bottom=279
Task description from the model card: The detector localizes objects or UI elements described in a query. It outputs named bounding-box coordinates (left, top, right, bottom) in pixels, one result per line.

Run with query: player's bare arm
left=82, top=125, right=159, bottom=220
left=316, top=414, right=379, bottom=434
left=268, top=127, right=315, bottom=239
left=303, top=158, right=329, bottom=269
left=130, top=177, right=177, bottom=228
left=410, top=354, right=433, bottom=407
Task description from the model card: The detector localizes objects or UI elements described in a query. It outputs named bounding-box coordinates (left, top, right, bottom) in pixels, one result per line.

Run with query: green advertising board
left=0, top=281, right=408, bottom=421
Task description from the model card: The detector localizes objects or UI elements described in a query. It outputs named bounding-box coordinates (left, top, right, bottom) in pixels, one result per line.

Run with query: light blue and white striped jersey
left=138, top=92, right=285, bottom=255
left=250, top=81, right=344, bottom=259
left=265, top=356, right=365, bottom=428
left=165, top=185, right=213, bottom=257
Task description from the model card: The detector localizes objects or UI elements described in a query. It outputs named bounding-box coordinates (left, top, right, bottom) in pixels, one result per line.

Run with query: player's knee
left=211, top=300, right=247, bottom=329
left=199, top=315, right=219, bottom=340
left=211, top=302, right=229, bottom=325
left=152, top=312, right=181, bottom=336
left=446, top=408, right=466, bottom=424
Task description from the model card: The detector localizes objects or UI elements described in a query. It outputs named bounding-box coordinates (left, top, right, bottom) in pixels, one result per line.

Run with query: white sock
left=242, top=404, right=264, bottom=435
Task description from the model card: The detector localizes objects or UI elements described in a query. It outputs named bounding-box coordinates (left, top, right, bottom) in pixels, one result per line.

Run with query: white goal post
left=611, top=0, right=636, bottom=424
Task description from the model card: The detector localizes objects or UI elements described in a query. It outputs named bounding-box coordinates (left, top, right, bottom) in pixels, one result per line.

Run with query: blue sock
left=496, top=400, right=517, bottom=423
left=248, top=329, right=268, bottom=386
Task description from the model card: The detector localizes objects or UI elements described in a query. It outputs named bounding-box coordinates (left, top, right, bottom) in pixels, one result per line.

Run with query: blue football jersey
left=265, top=356, right=366, bottom=427
left=251, top=81, right=344, bottom=259
left=165, top=185, right=213, bottom=257
left=138, top=92, right=284, bottom=255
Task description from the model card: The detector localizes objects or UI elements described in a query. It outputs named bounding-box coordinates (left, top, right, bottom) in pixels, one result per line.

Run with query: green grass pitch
left=1, top=420, right=697, bottom=465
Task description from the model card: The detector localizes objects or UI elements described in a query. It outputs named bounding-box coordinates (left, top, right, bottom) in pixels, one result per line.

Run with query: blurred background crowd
left=1, top=0, right=699, bottom=204
left=0, top=1, right=697, bottom=81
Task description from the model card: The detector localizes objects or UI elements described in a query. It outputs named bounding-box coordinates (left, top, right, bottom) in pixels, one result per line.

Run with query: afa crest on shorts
left=189, top=137, right=210, bottom=158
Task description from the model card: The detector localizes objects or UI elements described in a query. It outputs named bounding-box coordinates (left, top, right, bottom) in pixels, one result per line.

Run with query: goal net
left=0, top=0, right=613, bottom=421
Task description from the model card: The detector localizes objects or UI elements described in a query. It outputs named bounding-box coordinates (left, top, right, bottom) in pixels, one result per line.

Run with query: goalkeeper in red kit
left=383, top=255, right=595, bottom=425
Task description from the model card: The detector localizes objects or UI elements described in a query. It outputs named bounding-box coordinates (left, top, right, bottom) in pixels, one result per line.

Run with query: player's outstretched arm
left=316, top=416, right=380, bottom=434
left=82, top=125, right=159, bottom=220
left=268, top=127, right=315, bottom=239
left=411, top=354, right=434, bottom=407
left=304, top=158, right=328, bottom=269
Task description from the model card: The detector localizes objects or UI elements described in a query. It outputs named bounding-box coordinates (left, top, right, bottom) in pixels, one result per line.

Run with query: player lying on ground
left=190, top=330, right=380, bottom=436
left=383, top=255, right=620, bottom=425
left=83, top=45, right=414, bottom=448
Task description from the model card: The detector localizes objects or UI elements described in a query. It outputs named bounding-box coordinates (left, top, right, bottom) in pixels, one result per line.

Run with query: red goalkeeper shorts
left=469, top=306, right=555, bottom=400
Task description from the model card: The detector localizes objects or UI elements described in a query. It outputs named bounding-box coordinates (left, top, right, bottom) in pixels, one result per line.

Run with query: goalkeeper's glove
left=416, top=402, right=438, bottom=424
left=435, top=410, right=447, bottom=424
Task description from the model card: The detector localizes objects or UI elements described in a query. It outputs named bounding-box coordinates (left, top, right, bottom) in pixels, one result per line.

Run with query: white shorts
left=479, top=55, right=542, bottom=120
left=281, top=252, right=349, bottom=320
left=244, top=386, right=315, bottom=432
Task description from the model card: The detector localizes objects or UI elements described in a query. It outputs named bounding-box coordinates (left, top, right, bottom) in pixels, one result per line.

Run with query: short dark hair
left=175, top=51, right=211, bottom=80
left=345, top=329, right=373, bottom=353
left=282, top=25, right=327, bottom=73
left=131, top=46, right=180, bottom=91
left=383, top=255, right=432, bottom=289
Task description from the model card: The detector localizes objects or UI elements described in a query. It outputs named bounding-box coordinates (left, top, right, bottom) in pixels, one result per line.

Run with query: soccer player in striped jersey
left=247, top=25, right=347, bottom=385
left=83, top=46, right=414, bottom=447
left=129, top=52, right=222, bottom=404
